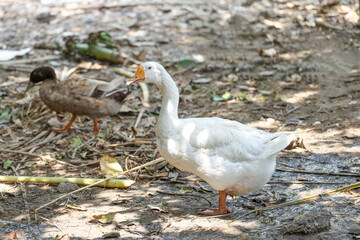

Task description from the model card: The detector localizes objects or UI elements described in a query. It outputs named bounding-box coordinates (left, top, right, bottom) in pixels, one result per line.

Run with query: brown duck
left=26, top=66, right=129, bottom=133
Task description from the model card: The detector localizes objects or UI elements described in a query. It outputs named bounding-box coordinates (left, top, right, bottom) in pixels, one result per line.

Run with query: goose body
left=128, top=62, right=296, bottom=215
left=26, top=66, right=128, bottom=132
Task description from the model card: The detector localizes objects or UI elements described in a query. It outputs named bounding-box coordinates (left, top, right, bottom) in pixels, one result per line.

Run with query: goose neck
left=156, top=73, right=179, bottom=121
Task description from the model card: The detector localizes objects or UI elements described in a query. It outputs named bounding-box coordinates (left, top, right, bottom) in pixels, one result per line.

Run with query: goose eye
left=148, top=67, right=152, bottom=70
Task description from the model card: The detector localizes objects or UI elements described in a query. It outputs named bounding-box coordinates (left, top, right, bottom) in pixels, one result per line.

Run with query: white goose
left=128, top=62, right=296, bottom=215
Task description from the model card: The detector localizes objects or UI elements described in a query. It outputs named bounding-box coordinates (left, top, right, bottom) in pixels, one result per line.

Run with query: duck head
left=26, top=66, right=56, bottom=92
left=127, top=62, right=165, bottom=86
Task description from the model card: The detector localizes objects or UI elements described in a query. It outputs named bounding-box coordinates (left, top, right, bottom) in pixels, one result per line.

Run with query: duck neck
left=155, top=72, right=179, bottom=124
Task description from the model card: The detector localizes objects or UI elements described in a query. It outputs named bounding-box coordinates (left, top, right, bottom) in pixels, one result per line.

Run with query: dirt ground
left=1, top=0, right=360, bottom=239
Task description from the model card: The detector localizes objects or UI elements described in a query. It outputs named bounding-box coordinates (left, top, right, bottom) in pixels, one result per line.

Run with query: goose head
left=127, top=62, right=165, bottom=86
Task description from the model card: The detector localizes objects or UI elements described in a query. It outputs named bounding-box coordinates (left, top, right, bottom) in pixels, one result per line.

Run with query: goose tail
left=266, top=133, right=298, bottom=156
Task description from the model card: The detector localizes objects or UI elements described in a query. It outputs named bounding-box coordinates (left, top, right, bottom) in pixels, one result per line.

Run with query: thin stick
left=0, top=149, right=42, bottom=158
left=33, top=157, right=165, bottom=212
left=134, top=108, right=146, bottom=129
left=0, top=56, right=61, bottom=66
left=20, top=133, right=62, bottom=152
left=268, top=180, right=351, bottom=185
left=276, top=168, right=360, bottom=177
left=105, top=140, right=155, bottom=147
left=235, top=182, right=360, bottom=218
left=38, top=215, right=66, bottom=234
left=11, top=166, right=31, bottom=223
left=156, top=190, right=212, bottom=206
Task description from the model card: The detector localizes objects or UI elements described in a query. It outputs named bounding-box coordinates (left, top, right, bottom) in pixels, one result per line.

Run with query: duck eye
left=148, top=67, right=152, bottom=70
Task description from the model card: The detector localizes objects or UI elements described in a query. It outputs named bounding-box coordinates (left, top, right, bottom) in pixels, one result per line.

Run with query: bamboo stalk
left=0, top=176, right=135, bottom=188
left=33, top=157, right=165, bottom=212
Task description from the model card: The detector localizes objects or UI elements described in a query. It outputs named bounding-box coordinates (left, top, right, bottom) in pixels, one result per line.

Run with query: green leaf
left=221, top=91, right=232, bottom=101
left=238, top=92, right=248, bottom=101
left=0, top=107, right=11, bottom=124
left=191, top=85, right=199, bottom=92
left=3, top=161, right=13, bottom=169
left=178, top=59, right=194, bottom=69
left=72, top=136, right=82, bottom=147
left=180, top=186, right=194, bottom=193
left=159, top=198, right=164, bottom=209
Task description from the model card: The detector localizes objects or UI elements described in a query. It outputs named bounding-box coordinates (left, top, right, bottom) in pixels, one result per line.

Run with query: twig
left=276, top=161, right=293, bottom=168
left=38, top=215, right=66, bottom=234
left=156, top=190, right=212, bottom=206
left=105, top=140, right=155, bottom=147
left=20, top=132, right=62, bottom=152
left=276, top=168, right=360, bottom=177
left=235, top=181, right=360, bottom=219
left=81, top=136, right=99, bottom=153
left=113, top=129, right=134, bottom=142
left=134, top=108, right=146, bottom=129
left=0, top=56, right=62, bottom=66
left=0, top=149, right=42, bottom=158
left=33, top=157, right=165, bottom=213
left=9, top=130, right=49, bottom=150
left=10, top=166, right=31, bottom=223
left=268, top=180, right=351, bottom=185
left=285, top=105, right=301, bottom=115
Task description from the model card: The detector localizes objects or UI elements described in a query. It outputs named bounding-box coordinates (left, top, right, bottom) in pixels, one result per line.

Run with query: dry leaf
left=259, top=48, right=277, bottom=57
left=90, top=212, right=127, bottom=224
left=100, top=153, right=123, bottom=178
left=8, top=230, right=27, bottom=240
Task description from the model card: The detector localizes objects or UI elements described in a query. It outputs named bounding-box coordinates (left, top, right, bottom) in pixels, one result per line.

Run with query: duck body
left=27, top=66, right=128, bottom=132
left=39, top=77, right=126, bottom=119
left=128, top=62, right=296, bottom=215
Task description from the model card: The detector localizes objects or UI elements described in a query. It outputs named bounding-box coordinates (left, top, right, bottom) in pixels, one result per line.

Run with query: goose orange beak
left=127, top=66, right=145, bottom=85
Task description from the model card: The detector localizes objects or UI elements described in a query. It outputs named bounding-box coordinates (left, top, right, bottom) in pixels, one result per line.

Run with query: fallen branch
left=236, top=181, right=360, bottom=218
left=276, top=168, right=360, bottom=177
left=33, top=157, right=165, bottom=212
left=0, top=175, right=135, bottom=188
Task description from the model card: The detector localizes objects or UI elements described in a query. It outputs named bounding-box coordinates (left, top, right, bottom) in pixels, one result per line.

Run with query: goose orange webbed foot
left=198, top=190, right=231, bottom=216
left=197, top=207, right=231, bottom=216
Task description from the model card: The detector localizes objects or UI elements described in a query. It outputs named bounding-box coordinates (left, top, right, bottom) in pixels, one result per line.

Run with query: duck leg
left=93, top=118, right=99, bottom=133
left=198, top=190, right=231, bottom=216
left=52, top=115, right=77, bottom=132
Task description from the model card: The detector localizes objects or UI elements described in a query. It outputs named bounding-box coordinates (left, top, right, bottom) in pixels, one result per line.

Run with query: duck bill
left=127, top=66, right=145, bottom=85
left=25, top=81, right=35, bottom=93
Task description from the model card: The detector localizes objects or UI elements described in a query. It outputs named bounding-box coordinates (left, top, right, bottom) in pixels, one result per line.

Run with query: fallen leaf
left=100, top=153, right=123, bottom=178
left=148, top=204, right=168, bottom=213
left=238, top=92, right=248, bottom=101
left=72, top=136, right=82, bottom=147
left=221, top=91, right=232, bottom=101
left=259, top=48, right=277, bottom=57
left=8, top=230, right=27, bottom=240
left=90, top=212, right=127, bottom=224
left=112, top=198, right=131, bottom=205
left=178, top=59, right=194, bottom=68
left=180, top=186, right=194, bottom=193
left=192, top=78, right=211, bottom=84
left=3, top=161, right=13, bottom=169
left=0, top=106, right=11, bottom=124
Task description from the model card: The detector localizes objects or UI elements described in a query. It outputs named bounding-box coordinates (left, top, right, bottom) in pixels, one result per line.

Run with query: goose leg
left=198, top=190, right=231, bottom=216
left=52, top=115, right=77, bottom=132
left=93, top=118, right=99, bottom=133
